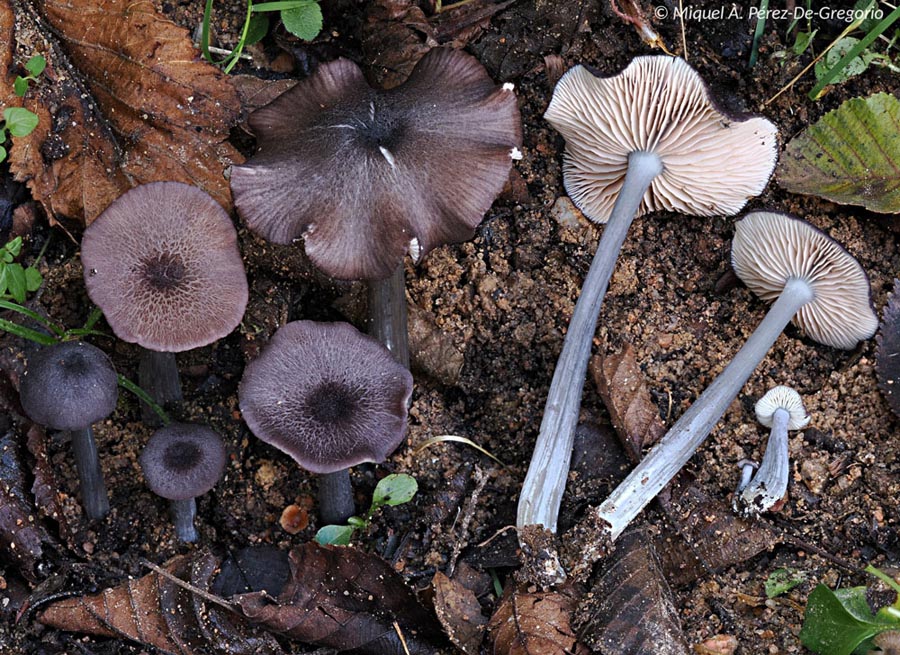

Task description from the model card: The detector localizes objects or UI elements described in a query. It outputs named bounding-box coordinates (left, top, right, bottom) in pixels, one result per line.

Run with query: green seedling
left=0, top=237, right=42, bottom=304
left=315, top=473, right=418, bottom=546
left=253, top=0, right=322, bottom=42
left=0, top=106, right=40, bottom=164
left=14, top=55, right=46, bottom=97
left=801, top=565, right=900, bottom=654
left=765, top=567, right=807, bottom=598
left=200, top=0, right=268, bottom=74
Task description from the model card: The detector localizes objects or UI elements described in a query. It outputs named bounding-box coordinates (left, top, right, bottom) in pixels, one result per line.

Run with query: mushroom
left=19, top=341, right=118, bottom=520
left=733, top=385, right=809, bottom=515
left=518, top=56, right=778, bottom=534
left=586, top=211, right=876, bottom=552
left=82, top=182, right=248, bottom=420
left=230, top=47, right=522, bottom=365
left=238, top=321, right=413, bottom=525
left=139, top=422, right=227, bottom=542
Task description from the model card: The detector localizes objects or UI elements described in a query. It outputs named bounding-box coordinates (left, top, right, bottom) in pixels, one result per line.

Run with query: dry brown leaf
left=38, top=551, right=282, bottom=655
left=0, top=0, right=242, bottom=226
left=235, top=542, right=443, bottom=654
left=488, top=584, right=589, bottom=655
left=591, top=345, right=665, bottom=460
left=433, top=571, right=487, bottom=654
left=573, top=526, right=690, bottom=655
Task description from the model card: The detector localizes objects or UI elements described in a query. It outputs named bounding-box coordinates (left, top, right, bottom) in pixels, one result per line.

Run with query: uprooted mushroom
left=230, top=47, right=522, bottom=365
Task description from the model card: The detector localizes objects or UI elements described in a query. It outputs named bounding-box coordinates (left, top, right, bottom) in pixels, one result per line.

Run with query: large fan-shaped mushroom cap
left=20, top=341, right=119, bottom=431
left=238, top=321, right=413, bottom=474
left=544, top=56, right=778, bottom=223
left=82, top=182, right=249, bottom=352
left=731, top=211, right=877, bottom=350
left=230, top=47, right=522, bottom=281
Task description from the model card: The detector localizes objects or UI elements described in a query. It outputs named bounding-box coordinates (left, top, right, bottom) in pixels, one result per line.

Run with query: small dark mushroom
left=139, top=422, right=227, bottom=542
left=19, top=341, right=118, bottom=520
left=238, top=321, right=413, bottom=525
left=82, top=182, right=248, bottom=421
left=230, top=47, right=522, bottom=366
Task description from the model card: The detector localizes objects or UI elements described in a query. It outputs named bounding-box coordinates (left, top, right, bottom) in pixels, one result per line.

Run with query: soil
left=1, top=0, right=899, bottom=653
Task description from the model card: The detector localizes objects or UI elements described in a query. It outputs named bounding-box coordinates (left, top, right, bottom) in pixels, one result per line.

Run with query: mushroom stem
left=138, top=348, right=182, bottom=425
left=368, top=264, right=410, bottom=369
left=594, top=276, right=814, bottom=542
left=518, top=150, right=663, bottom=533
left=737, top=407, right=790, bottom=514
left=70, top=427, right=110, bottom=521
left=169, top=498, right=198, bottom=542
left=318, top=469, right=356, bottom=525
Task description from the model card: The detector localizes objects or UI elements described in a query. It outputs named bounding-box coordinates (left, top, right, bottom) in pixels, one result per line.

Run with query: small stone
left=694, top=634, right=738, bottom=655
left=800, top=458, right=829, bottom=494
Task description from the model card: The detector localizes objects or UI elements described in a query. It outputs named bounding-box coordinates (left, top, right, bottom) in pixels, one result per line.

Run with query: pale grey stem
left=170, top=497, right=198, bottom=542
left=318, top=469, right=355, bottom=525
left=594, top=276, right=814, bottom=542
left=517, top=151, right=663, bottom=533
left=368, top=264, right=410, bottom=369
left=139, top=348, right=182, bottom=426
left=739, top=407, right=790, bottom=513
left=70, top=427, right=109, bottom=521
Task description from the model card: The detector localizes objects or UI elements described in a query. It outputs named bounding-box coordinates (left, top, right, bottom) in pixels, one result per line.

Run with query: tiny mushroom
left=238, top=321, right=413, bottom=525
left=585, top=211, right=876, bottom=556
left=20, top=341, right=118, bottom=520
left=139, top=422, right=227, bottom=542
left=519, top=55, right=779, bottom=534
left=230, top=47, right=522, bottom=365
left=734, top=385, right=809, bottom=515
left=82, top=182, right=248, bottom=420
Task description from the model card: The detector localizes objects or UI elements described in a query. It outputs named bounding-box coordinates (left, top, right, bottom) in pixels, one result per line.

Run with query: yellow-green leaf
left=777, top=93, right=900, bottom=213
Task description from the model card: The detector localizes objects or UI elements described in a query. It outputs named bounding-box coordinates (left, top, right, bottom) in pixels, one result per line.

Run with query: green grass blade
left=809, top=4, right=900, bottom=99
left=749, top=0, right=768, bottom=67
left=117, top=374, right=171, bottom=425
left=0, top=318, right=58, bottom=345
left=252, top=0, right=314, bottom=11
left=0, top=299, right=65, bottom=336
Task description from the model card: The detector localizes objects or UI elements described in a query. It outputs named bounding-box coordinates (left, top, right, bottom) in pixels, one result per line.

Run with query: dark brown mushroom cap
left=544, top=56, right=778, bottom=223
left=81, top=182, right=249, bottom=352
left=238, top=321, right=413, bottom=474
left=20, top=341, right=118, bottom=431
left=230, top=47, right=522, bottom=281
left=139, top=423, right=227, bottom=500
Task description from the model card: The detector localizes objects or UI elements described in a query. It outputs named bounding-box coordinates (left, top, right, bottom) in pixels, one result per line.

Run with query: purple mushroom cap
left=230, top=47, right=522, bottom=281
left=238, top=321, right=414, bottom=474
left=139, top=423, right=228, bottom=501
left=81, top=182, right=249, bottom=352
left=20, top=341, right=118, bottom=431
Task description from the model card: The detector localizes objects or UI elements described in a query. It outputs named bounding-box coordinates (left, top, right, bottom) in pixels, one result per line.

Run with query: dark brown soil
left=2, top=0, right=900, bottom=653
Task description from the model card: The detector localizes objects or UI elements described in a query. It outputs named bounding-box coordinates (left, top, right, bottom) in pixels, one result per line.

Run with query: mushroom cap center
left=163, top=440, right=203, bottom=473
left=142, top=252, right=188, bottom=292
left=357, top=102, right=406, bottom=152
left=305, top=380, right=363, bottom=429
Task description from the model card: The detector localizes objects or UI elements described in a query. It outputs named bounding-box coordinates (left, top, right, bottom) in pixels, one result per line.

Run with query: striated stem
left=170, top=497, right=198, bottom=542
left=594, top=277, right=814, bottom=541
left=139, top=348, right=182, bottom=426
left=517, top=151, right=663, bottom=533
left=738, top=407, right=790, bottom=514
left=368, top=264, right=410, bottom=369
left=70, top=427, right=109, bottom=520
left=318, top=469, right=355, bottom=525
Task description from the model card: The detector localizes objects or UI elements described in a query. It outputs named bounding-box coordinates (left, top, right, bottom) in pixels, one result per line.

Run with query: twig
left=447, top=465, right=491, bottom=577
left=140, top=559, right=238, bottom=612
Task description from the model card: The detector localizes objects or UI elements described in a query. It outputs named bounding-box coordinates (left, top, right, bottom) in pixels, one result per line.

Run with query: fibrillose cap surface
left=755, top=385, right=810, bottom=430
left=20, top=341, right=119, bottom=431
left=139, top=423, right=227, bottom=500
left=731, top=210, right=878, bottom=350
left=230, top=47, right=522, bottom=281
left=238, top=321, right=413, bottom=474
left=82, top=182, right=249, bottom=353
left=544, top=56, right=778, bottom=223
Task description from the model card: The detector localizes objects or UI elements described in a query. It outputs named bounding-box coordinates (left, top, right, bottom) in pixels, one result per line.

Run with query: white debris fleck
left=408, top=237, right=421, bottom=262
left=510, top=147, right=523, bottom=160
left=502, top=82, right=515, bottom=91
left=379, top=146, right=397, bottom=169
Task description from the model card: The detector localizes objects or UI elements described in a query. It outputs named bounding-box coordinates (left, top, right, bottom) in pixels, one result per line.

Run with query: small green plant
left=253, top=0, right=323, bottom=42
left=0, top=237, right=42, bottom=304
left=765, top=567, right=807, bottom=598
left=0, top=106, right=39, bottom=164
left=315, top=473, right=418, bottom=546
left=800, top=565, right=900, bottom=654
left=14, top=55, right=46, bottom=97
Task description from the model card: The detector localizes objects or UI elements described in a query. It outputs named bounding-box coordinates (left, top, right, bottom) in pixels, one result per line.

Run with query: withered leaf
left=0, top=426, right=51, bottom=580
left=235, top=542, right=443, bottom=654
left=432, top=571, right=487, bottom=654
left=591, top=345, right=666, bottom=460
left=0, top=0, right=242, bottom=226
left=487, top=583, right=589, bottom=655
left=573, top=526, right=690, bottom=655
left=38, top=551, right=283, bottom=655
left=25, top=422, right=73, bottom=548
left=877, top=281, right=900, bottom=419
